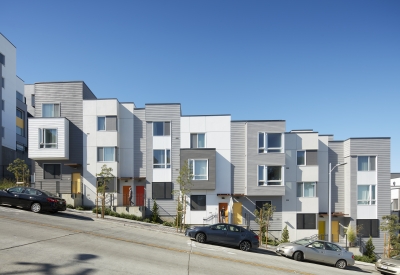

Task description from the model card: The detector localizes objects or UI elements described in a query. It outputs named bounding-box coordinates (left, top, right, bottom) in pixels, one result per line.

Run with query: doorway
left=318, top=221, right=325, bottom=240
left=232, top=202, right=242, bottom=225
left=332, top=221, right=339, bottom=242
left=72, top=173, right=81, bottom=194
left=219, top=203, right=228, bottom=223
left=123, top=186, right=131, bottom=206
left=136, top=186, right=145, bottom=206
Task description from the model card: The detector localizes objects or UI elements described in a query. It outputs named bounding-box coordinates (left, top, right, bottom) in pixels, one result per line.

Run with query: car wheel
left=293, top=251, right=303, bottom=261
left=239, top=241, right=251, bottom=251
left=196, top=233, right=206, bottom=243
left=31, top=202, right=41, bottom=213
left=335, top=259, right=347, bottom=269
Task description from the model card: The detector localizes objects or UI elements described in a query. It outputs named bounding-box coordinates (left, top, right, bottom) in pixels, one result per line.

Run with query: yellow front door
left=332, top=221, right=339, bottom=242
left=232, top=202, right=242, bottom=224
left=72, top=173, right=81, bottom=194
left=318, top=221, right=325, bottom=240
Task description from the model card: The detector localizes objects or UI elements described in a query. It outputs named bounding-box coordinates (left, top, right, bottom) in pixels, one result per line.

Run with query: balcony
left=28, top=117, right=69, bottom=160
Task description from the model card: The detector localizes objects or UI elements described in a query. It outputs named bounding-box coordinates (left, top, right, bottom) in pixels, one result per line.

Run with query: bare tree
left=175, top=160, right=193, bottom=232
left=96, top=164, right=115, bottom=219
left=254, top=202, right=276, bottom=247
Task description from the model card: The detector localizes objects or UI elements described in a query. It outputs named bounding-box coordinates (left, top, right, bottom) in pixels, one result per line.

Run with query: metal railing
left=203, top=213, right=217, bottom=225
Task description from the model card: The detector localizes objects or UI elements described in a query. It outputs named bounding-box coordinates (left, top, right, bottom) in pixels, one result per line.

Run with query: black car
left=0, top=186, right=66, bottom=213
left=185, top=223, right=259, bottom=251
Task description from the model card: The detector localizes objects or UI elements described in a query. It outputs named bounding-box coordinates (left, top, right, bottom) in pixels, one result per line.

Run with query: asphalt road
left=0, top=206, right=379, bottom=275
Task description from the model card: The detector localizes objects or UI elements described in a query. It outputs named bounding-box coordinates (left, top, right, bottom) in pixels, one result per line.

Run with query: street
left=0, top=206, right=378, bottom=275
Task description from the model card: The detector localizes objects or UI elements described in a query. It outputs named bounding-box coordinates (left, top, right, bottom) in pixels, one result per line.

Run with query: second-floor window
left=42, top=103, right=60, bottom=117
left=16, top=108, right=24, bottom=136
left=1, top=77, right=4, bottom=88
left=297, top=150, right=318, bottom=165
left=258, top=165, right=282, bottom=186
left=189, top=159, right=208, bottom=180
left=153, top=149, right=171, bottom=168
left=358, top=156, right=376, bottom=171
left=297, top=182, right=316, bottom=197
left=98, top=116, right=118, bottom=131
left=97, top=147, right=118, bottom=162
left=0, top=52, right=4, bottom=66
left=153, top=122, right=170, bottom=136
left=393, top=199, right=399, bottom=211
left=190, top=133, right=205, bottom=148
left=16, top=91, right=24, bottom=102
left=39, top=128, right=57, bottom=148
left=357, top=185, right=376, bottom=205
left=258, top=133, right=282, bottom=153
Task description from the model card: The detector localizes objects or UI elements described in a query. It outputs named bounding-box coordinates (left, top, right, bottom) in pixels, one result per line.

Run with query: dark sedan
left=185, top=223, right=259, bottom=251
left=0, top=186, right=66, bottom=213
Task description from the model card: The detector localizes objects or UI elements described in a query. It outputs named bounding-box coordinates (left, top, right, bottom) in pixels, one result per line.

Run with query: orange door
left=136, top=186, right=145, bottom=206
left=123, top=186, right=130, bottom=206
left=219, top=203, right=228, bottom=223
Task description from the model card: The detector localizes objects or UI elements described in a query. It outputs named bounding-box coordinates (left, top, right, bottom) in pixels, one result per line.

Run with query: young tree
left=281, top=225, right=290, bottom=243
left=364, top=236, right=376, bottom=262
left=96, top=164, right=115, bottom=219
left=175, top=160, right=192, bottom=232
left=380, top=215, right=400, bottom=257
left=7, top=158, right=30, bottom=186
left=254, top=202, right=276, bottom=247
left=151, top=200, right=160, bottom=223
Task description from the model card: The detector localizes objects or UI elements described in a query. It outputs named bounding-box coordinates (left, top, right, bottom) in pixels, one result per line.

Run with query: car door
left=225, top=225, right=245, bottom=245
left=323, top=242, right=343, bottom=264
left=304, top=241, right=326, bottom=263
left=207, top=224, right=229, bottom=244
left=18, top=188, right=39, bottom=208
left=2, top=187, right=25, bottom=206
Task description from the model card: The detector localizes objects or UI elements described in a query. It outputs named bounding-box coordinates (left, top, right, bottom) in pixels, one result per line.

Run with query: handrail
left=203, top=213, right=217, bottom=224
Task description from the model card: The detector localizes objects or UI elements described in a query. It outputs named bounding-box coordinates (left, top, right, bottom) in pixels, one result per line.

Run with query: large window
left=96, top=177, right=116, bottom=193
left=97, top=116, right=118, bottom=131
left=297, top=150, right=318, bottom=165
left=153, top=122, right=170, bottom=136
left=16, top=108, right=24, bottom=136
left=255, top=201, right=271, bottom=211
left=258, top=165, right=282, bottom=186
left=39, top=129, right=57, bottom=148
left=43, top=164, right=61, bottom=179
left=297, top=182, right=316, bottom=197
left=190, top=133, right=205, bottom=148
left=357, top=219, right=379, bottom=237
left=392, top=199, right=399, bottom=211
left=189, top=159, right=208, bottom=180
left=191, top=195, right=206, bottom=211
left=42, top=103, right=60, bottom=117
left=0, top=52, right=4, bottom=66
left=152, top=182, right=173, bottom=199
left=357, top=185, right=376, bottom=205
left=153, top=149, right=171, bottom=168
left=16, top=91, right=24, bottom=102
left=297, top=214, right=316, bottom=229
left=358, top=156, right=376, bottom=171
left=97, top=147, right=118, bottom=162
left=258, top=133, right=282, bottom=153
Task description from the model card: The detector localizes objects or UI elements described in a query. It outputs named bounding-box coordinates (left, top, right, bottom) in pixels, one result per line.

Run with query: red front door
left=136, top=186, right=145, bottom=206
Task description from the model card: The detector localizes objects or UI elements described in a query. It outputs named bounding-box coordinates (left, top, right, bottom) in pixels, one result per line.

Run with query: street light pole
left=328, top=162, right=347, bottom=242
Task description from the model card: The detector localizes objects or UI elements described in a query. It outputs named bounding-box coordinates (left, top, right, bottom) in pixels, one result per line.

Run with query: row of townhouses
left=1, top=33, right=393, bottom=254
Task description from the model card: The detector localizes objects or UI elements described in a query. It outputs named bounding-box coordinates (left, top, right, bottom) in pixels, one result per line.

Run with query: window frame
left=258, top=132, right=283, bottom=153
left=190, top=195, right=206, bottom=211
left=43, top=163, right=61, bottom=179
left=356, top=219, right=379, bottom=238
left=297, top=213, right=317, bottom=229
left=297, top=182, right=317, bottom=197
left=258, top=165, right=283, bottom=186
left=255, top=200, right=272, bottom=211
left=190, top=133, right=206, bottom=148
left=42, top=103, right=60, bottom=117
left=357, top=185, right=376, bottom=205
left=153, top=121, right=171, bottom=136
left=188, top=159, right=208, bottom=180
left=97, top=147, right=118, bottom=162
left=153, top=149, right=171, bottom=169
left=39, top=128, right=58, bottom=149
left=358, top=156, right=376, bottom=171
left=152, top=182, right=173, bottom=199
left=0, top=52, right=4, bottom=66
left=16, top=91, right=24, bottom=102
left=297, top=150, right=318, bottom=166
left=97, top=116, right=118, bottom=131
left=1, top=77, right=4, bottom=88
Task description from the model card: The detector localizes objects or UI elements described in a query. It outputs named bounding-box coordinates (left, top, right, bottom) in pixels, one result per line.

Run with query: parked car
left=276, top=238, right=355, bottom=269
left=375, top=255, right=400, bottom=274
left=185, top=223, right=259, bottom=251
left=0, top=186, right=66, bottom=213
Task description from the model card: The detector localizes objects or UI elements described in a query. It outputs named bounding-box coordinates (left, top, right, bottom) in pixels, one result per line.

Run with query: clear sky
left=1, top=0, right=399, bottom=172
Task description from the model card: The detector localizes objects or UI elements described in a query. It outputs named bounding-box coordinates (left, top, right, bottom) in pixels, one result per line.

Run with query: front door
left=136, top=186, right=145, bottom=206
left=232, top=202, right=242, bottom=225
left=72, top=173, right=81, bottom=194
left=331, top=221, right=339, bottom=242
left=318, top=221, right=326, bottom=240
left=123, top=186, right=130, bottom=206
left=219, top=203, right=228, bottom=223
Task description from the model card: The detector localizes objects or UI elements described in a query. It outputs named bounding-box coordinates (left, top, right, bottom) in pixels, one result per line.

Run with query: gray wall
left=231, top=122, right=246, bottom=194
left=328, top=141, right=345, bottom=213
left=133, top=108, right=146, bottom=178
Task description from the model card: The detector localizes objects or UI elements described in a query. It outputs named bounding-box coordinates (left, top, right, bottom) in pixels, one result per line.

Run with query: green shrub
left=163, top=221, right=174, bottom=227
left=143, top=218, right=150, bottom=223
left=151, top=201, right=160, bottom=223
left=0, top=179, right=16, bottom=190
left=75, top=206, right=85, bottom=211
left=66, top=204, right=74, bottom=209
left=364, top=236, right=376, bottom=262
left=281, top=225, right=290, bottom=243
left=354, top=255, right=376, bottom=263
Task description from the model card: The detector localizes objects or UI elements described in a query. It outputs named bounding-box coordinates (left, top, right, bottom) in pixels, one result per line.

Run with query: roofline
left=145, top=103, right=181, bottom=106
left=33, top=80, right=87, bottom=85
left=231, top=120, right=285, bottom=122
left=0, top=32, right=17, bottom=48
left=181, top=114, right=231, bottom=117
left=329, top=137, right=391, bottom=142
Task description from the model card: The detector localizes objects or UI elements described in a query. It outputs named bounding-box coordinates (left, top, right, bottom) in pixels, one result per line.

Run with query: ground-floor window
left=190, top=195, right=206, bottom=211
left=297, top=214, right=316, bottom=229
left=356, top=219, right=379, bottom=237
left=255, top=201, right=271, bottom=211
left=43, top=164, right=61, bottom=179
left=152, top=182, right=172, bottom=199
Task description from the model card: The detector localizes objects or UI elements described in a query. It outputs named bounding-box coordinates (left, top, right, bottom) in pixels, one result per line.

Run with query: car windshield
left=293, top=238, right=313, bottom=245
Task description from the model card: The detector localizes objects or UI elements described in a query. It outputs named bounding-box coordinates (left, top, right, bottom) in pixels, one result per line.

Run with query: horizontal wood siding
left=133, top=109, right=146, bottom=178
left=231, top=122, right=246, bottom=194
left=328, top=141, right=344, bottom=213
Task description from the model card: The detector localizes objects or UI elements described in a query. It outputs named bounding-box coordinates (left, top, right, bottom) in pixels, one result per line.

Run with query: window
left=297, top=150, right=318, bottom=165
left=1, top=127, right=4, bottom=138
left=357, top=219, right=379, bottom=237
left=152, top=182, right=173, bottom=199
left=1, top=77, right=4, bottom=88
left=2, top=100, right=4, bottom=111
left=153, top=149, right=171, bottom=168
left=16, top=91, right=24, bottom=102
left=43, top=164, right=61, bottom=179
left=42, top=103, right=60, bottom=117
left=16, top=108, right=24, bottom=136
left=297, top=214, right=316, bottom=229
left=255, top=201, right=271, bottom=211
left=358, top=156, right=376, bottom=171
left=297, top=182, right=316, bottom=197
left=189, top=159, right=208, bottom=180
left=357, top=185, right=376, bottom=205
left=0, top=52, right=4, bottom=66
left=39, top=129, right=57, bottom=148
left=258, top=165, right=282, bottom=186
left=191, top=195, right=206, bottom=211
left=153, top=121, right=170, bottom=136
left=31, top=94, right=35, bottom=107
left=16, top=109, right=23, bottom=119
left=325, top=242, right=341, bottom=251
left=97, top=147, right=118, bottom=162
left=191, top=133, right=205, bottom=148
left=97, top=177, right=116, bottom=192
left=16, top=126, right=23, bottom=136
left=392, top=199, right=398, bottom=211
left=16, top=143, right=25, bottom=152
left=258, top=133, right=282, bottom=153
left=97, top=116, right=118, bottom=131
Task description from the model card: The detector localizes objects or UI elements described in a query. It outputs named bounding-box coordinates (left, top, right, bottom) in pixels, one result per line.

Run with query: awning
left=64, top=163, right=82, bottom=168
left=319, top=212, right=348, bottom=217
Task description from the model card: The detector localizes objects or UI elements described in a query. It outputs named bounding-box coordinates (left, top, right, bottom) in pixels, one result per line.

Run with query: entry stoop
left=113, top=206, right=145, bottom=218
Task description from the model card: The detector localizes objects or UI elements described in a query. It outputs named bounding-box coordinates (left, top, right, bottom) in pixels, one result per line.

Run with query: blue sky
left=2, top=1, right=399, bottom=172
